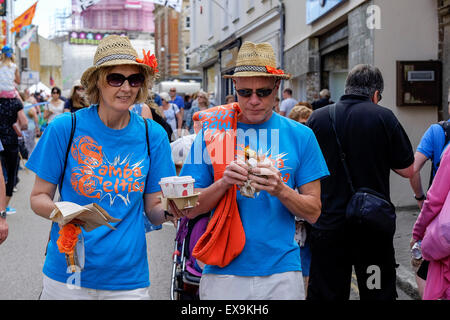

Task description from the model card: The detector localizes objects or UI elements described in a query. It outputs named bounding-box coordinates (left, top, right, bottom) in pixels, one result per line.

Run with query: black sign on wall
left=396, top=61, right=442, bottom=107
left=0, top=0, right=6, bottom=17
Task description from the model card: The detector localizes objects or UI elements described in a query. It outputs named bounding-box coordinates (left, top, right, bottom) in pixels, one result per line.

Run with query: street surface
left=0, top=164, right=411, bottom=300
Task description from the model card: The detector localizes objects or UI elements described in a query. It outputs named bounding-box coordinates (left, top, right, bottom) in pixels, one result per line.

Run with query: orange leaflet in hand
left=136, top=49, right=159, bottom=73
left=56, top=223, right=81, bottom=255
left=265, top=65, right=285, bottom=75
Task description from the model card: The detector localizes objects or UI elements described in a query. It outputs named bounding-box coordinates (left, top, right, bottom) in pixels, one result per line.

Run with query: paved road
left=0, top=166, right=412, bottom=300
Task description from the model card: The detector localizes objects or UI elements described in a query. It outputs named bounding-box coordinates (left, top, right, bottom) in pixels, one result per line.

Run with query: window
left=185, top=5, right=191, bottom=29
left=222, top=0, right=229, bottom=29
left=208, top=1, right=213, bottom=39
left=186, top=16, right=191, bottom=29
left=111, top=11, right=119, bottom=28
left=247, top=0, right=255, bottom=13
left=232, top=1, right=239, bottom=23
left=185, top=46, right=190, bottom=71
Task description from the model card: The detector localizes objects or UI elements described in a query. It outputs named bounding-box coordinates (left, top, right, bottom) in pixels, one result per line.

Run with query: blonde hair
left=295, top=101, right=312, bottom=109
left=1, top=53, right=15, bottom=66
left=85, top=65, right=151, bottom=104
left=197, top=90, right=210, bottom=108
left=288, top=105, right=312, bottom=122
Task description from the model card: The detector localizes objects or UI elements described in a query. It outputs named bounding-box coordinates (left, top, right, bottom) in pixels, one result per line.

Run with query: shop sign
left=306, top=0, right=347, bottom=24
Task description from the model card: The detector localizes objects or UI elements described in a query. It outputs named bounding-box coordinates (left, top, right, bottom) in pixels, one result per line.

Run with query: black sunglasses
left=236, top=85, right=277, bottom=98
left=106, top=73, right=145, bottom=88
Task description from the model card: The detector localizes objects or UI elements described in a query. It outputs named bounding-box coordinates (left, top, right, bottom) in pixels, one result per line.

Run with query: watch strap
left=414, top=194, right=426, bottom=201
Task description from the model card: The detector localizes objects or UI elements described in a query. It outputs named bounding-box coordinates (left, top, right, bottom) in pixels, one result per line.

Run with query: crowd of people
left=0, top=36, right=449, bottom=301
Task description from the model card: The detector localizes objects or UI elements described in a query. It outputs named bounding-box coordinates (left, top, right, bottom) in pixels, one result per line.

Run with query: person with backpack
left=25, top=35, right=180, bottom=300
left=409, top=95, right=450, bottom=298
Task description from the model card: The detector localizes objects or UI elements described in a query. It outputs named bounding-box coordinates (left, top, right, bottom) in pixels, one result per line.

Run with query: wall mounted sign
left=69, top=31, right=127, bottom=45
left=306, top=0, right=347, bottom=24
left=396, top=61, right=442, bottom=107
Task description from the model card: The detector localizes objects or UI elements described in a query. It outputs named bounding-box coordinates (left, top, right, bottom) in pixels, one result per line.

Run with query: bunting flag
left=76, top=0, right=101, bottom=12
left=144, top=0, right=182, bottom=12
left=17, top=26, right=37, bottom=50
left=10, top=1, right=38, bottom=34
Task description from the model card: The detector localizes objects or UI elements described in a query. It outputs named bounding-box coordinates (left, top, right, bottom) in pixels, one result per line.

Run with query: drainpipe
left=278, top=0, right=286, bottom=93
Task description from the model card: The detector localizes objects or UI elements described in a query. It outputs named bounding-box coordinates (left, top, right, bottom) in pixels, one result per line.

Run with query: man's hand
left=248, top=163, right=284, bottom=197
left=222, top=160, right=249, bottom=189
left=0, top=218, right=8, bottom=245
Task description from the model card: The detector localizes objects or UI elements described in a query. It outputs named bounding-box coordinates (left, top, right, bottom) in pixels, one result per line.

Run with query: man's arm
left=408, top=151, right=429, bottom=208
left=393, top=163, right=414, bottom=178
left=249, top=165, right=321, bottom=224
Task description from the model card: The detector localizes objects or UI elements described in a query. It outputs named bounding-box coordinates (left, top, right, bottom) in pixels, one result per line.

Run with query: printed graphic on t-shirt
left=70, top=135, right=146, bottom=206
left=236, top=143, right=292, bottom=191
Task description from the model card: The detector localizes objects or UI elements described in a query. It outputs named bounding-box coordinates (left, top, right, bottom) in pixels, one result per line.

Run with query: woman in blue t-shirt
left=26, top=35, right=182, bottom=300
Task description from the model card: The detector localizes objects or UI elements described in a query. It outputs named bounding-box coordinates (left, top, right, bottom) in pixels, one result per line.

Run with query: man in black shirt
left=306, top=64, right=414, bottom=300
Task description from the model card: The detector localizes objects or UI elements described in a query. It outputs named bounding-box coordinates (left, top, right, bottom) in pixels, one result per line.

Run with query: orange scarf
left=191, top=103, right=246, bottom=268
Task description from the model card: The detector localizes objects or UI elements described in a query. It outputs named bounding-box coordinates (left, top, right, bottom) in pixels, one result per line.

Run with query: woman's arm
left=14, top=68, right=20, bottom=85
left=29, top=175, right=58, bottom=220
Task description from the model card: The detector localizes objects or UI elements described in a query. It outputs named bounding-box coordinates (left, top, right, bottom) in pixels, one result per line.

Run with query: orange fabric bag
left=191, top=103, right=246, bottom=268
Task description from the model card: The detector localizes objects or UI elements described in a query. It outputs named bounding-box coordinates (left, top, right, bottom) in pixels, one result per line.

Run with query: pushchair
left=170, top=213, right=209, bottom=300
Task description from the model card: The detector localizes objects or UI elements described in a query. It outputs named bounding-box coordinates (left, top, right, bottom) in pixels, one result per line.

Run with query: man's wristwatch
left=414, top=194, right=426, bottom=201
left=0, top=210, right=6, bottom=219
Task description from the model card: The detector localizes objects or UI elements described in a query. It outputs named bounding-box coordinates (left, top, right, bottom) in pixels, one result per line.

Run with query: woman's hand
left=167, top=199, right=200, bottom=220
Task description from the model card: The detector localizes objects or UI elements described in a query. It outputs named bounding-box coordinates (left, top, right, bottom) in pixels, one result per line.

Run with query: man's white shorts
left=199, top=271, right=305, bottom=300
left=40, top=275, right=150, bottom=300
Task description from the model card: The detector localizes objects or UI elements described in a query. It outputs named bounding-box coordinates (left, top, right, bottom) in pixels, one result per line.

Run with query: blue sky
left=15, top=0, right=71, bottom=38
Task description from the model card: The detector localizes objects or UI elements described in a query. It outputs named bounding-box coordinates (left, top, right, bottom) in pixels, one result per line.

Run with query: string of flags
left=76, top=0, right=182, bottom=13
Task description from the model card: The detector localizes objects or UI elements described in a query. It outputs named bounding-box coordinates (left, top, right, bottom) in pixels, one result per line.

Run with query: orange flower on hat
left=136, top=49, right=159, bottom=73
left=56, top=223, right=81, bottom=255
left=265, top=65, right=285, bottom=75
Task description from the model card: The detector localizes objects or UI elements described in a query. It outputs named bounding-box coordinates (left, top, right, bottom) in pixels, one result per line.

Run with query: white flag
left=142, top=0, right=182, bottom=12
left=17, top=26, right=37, bottom=51
left=77, top=0, right=102, bottom=12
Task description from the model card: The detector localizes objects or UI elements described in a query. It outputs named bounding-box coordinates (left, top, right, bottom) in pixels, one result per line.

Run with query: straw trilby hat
left=224, top=41, right=291, bottom=80
left=81, top=35, right=156, bottom=87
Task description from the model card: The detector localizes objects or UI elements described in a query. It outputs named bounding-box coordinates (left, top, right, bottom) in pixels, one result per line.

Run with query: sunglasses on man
left=106, top=73, right=145, bottom=88
left=235, top=84, right=277, bottom=98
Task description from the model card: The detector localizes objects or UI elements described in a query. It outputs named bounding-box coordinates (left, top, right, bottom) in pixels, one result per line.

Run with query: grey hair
left=344, top=64, right=384, bottom=98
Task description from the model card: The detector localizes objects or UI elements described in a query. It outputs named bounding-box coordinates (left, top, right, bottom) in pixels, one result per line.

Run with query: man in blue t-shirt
left=180, top=42, right=329, bottom=300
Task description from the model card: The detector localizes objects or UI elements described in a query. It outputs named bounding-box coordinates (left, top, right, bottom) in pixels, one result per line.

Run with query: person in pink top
left=411, top=145, right=450, bottom=300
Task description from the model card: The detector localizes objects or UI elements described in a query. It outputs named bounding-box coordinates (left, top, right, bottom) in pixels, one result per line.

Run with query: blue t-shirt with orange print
left=26, top=105, right=176, bottom=290
left=181, top=111, right=329, bottom=276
